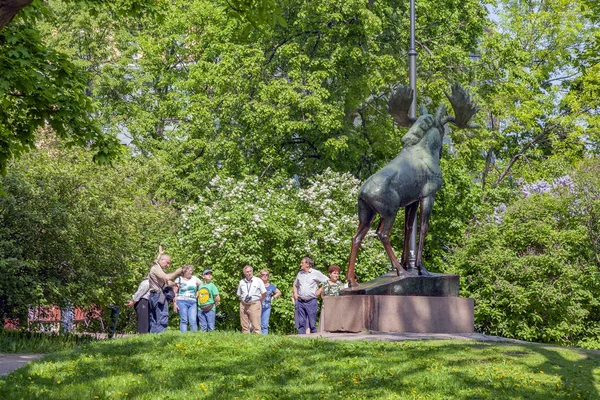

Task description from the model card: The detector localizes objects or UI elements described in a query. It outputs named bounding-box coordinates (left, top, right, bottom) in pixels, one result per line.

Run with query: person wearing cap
left=173, top=264, right=202, bottom=332
left=197, top=269, right=220, bottom=332
left=293, top=256, right=328, bottom=334
left=236, top=265, right=266, bottom=334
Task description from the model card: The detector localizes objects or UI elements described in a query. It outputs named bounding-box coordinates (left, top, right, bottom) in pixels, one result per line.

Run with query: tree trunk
left=0, top=0, right=33, bottom=31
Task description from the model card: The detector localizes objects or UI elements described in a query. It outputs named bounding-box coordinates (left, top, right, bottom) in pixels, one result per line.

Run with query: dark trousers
left=296, top=298, right=318, bottom=334
left=135, top=298, right=150, bottom=334
left=149, top=292, right=169, bottom=333
left=108, top=306, right=121, bottom=339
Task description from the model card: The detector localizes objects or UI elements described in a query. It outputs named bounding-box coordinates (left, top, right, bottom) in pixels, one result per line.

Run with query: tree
left=0, top=3, right=125, bottom=176
left=39, top=0, right=488, bottom=203
left=464, top=0, right=599, bottom=193
left=0, top=0, right=32, bottom=31
left=0, top=133, right=176, bottom=321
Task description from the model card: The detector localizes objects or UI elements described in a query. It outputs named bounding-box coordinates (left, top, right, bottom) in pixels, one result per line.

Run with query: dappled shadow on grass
left=0, top=332, right=598, bottom=399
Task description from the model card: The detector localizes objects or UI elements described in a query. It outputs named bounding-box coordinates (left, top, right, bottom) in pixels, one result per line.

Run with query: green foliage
left=0, top=135, right=177, bottom=321
left=426, top=153, right=483, bottom=269
left=2, top=0, right=599, bottom=349
left=2, top=332, right=600, bottom=399
left=171, top=169, right=390, bottom=333
left=449, top=159, right=600, bottom=349
left=39, top=0, right=488, bottom=204
left=0, top=8, right=121, bottom=176
left=465, top=0, right=599, bottom=191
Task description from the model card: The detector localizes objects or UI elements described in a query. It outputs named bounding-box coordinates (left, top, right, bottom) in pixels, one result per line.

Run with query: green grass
left=0, top=329, right=97, bottom=354
left=1, top=331, right=599, bottom=399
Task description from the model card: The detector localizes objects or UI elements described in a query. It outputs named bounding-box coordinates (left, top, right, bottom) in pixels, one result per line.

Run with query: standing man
left=148, top=254, right=182, bottom=333
left=236, top=265, right=266, bottom=334
left=125, top=277, right=150, bottom=334
left=293, top=256, right=328, bottom=334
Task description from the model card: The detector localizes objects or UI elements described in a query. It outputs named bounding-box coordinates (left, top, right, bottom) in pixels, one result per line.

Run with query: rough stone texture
left=340, top=272, right=459, bottom=297
left=322, top=295, right=474, bottom=334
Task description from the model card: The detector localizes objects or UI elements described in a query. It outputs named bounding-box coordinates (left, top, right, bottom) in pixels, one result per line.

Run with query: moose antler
left=442, top=83, right=480, bottom=128
left=388, top=85, right=416, bottom=127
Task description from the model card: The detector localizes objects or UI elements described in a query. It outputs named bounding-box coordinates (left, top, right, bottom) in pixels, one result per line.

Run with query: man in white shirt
left=237, top=265, right=266, bottom=333
left=125, top=278, right=150, bottom=334
left=293, top=257, right=328, bottom=334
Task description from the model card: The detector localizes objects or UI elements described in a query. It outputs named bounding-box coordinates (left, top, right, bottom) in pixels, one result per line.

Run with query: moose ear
left=435, top=104, right=447, bottom=121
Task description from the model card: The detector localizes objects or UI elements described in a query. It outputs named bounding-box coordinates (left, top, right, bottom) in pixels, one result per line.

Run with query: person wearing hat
left=197, top=269, right=220, bottom=332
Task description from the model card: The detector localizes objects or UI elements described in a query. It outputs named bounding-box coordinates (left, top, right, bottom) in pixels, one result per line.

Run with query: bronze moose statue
left=346, top=83, right=480, bottom=287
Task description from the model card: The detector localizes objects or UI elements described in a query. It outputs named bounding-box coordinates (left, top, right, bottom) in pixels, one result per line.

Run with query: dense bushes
left=449, top=159, right=600, bottom=348
left=0, top=138, right=176, bottom=324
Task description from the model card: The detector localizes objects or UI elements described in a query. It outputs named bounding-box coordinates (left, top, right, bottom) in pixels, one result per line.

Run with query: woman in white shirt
left=173, top=265, right=202, bottom=332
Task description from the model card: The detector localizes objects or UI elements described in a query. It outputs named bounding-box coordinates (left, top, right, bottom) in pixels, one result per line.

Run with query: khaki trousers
left=240, top=301, right=261, bottom=334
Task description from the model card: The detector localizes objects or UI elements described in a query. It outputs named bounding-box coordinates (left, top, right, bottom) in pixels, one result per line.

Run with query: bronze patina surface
left=340, top=271, right=459, bottom=297
left=346, top=84, right=480, bottom=287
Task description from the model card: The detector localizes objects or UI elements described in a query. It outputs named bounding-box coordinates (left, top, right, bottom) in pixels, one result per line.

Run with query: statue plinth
left=340, top=271, right=459, bottom=297
left=322, top=271, right=473, bottom=334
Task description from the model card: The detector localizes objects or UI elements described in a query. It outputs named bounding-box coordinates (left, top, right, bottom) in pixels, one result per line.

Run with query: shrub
left=449, top=159, right=600, bottom=348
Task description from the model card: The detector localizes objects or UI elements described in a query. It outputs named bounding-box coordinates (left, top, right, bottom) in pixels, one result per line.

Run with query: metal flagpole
left=408, top=0, right=418, bottom=269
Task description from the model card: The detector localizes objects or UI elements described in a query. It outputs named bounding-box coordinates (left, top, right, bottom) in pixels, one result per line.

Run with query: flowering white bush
left=173, top=169, right=390, bottom=332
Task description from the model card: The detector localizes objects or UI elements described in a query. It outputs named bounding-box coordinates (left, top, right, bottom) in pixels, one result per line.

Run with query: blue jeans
left=260, top=306, right=271, bottom=334
left=177, top=299, right=198, bottom=332
left=149, top=292, right=169, bottom=333
left=198, top=307, right=216, bottom=332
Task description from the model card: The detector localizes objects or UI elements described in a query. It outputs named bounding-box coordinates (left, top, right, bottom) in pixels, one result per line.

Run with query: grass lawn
left=1, top=331, right=599, bottom=399
left=0, top=329, right=96, bottom=354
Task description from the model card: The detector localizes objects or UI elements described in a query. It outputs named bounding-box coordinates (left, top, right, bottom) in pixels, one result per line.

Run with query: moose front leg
left=415, top=195, right=434, bottom=276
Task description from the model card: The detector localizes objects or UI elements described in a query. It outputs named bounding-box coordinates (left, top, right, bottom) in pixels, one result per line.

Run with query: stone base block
left=322, top=295, right=474, bottom=334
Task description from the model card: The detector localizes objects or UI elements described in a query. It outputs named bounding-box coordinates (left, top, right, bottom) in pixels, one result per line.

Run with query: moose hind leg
left=347, top=198, right=376, bottom=287
left=416, top=195, right=434, bottom=276
left=376, top=214, right=404, bottom=276
left=401, top=202, right=418, bottom=272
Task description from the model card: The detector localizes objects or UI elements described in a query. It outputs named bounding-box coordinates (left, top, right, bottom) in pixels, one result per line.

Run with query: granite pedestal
left=322, top=272, right=474, bottom=334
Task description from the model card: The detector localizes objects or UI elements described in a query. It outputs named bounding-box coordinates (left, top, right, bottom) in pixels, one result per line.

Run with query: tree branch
left=264, top=30, right=320, bottom=66
left=494, top=127, right=550, bottom=187
left=0, top=0, right=33, bottom=31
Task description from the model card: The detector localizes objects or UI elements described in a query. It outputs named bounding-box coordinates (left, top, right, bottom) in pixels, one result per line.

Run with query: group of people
left=126, top=253, right=220, bottom=334
left=126, top=252, right=344, bottom=335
